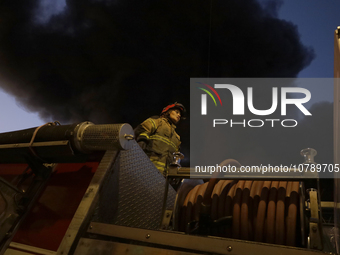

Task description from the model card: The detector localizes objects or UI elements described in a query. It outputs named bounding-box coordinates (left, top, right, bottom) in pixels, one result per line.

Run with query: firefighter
left=134, top=102, right=186, bottom=175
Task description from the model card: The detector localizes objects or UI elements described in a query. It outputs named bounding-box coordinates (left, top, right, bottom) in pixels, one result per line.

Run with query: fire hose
left=177, top=179, right=301, bottom=246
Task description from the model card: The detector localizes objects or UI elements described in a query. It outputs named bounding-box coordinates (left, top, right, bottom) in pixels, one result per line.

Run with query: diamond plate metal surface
left=93, top=141, right=176, bottom=230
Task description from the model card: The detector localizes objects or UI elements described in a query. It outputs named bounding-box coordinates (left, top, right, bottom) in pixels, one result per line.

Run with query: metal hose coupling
left=170, top=152, right=184, bottom=167
left=300, top=148, right=317, bottom=164
left=73, top=122, right=135, bottom=153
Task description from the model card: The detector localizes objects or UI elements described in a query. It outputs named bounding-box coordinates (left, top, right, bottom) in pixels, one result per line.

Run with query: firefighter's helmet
left=161, top=102, right=186, bottom=120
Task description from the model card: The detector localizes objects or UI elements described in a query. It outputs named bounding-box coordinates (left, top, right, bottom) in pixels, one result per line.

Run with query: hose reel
left=173, top=170, right=323, bottom=249
left=175, top=180, right=305, bottom=246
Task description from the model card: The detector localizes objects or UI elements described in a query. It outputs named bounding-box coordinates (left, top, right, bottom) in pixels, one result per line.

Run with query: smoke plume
left=0, top=0, right=321, bottom=165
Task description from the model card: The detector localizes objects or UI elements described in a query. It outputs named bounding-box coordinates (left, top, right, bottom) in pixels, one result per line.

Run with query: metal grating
left=81, top=124, right=122, bottom=151
left=93, top=141, right=176, bottom=230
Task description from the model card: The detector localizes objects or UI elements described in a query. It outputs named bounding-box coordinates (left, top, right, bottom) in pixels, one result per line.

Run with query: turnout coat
left=134, top=116, right=181, bottom=174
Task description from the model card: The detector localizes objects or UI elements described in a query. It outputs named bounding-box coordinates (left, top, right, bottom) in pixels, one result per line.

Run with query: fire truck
left=1, top=27, right=340, bottom=255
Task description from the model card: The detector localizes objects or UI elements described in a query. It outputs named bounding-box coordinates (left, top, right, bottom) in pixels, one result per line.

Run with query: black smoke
left=0, top=0, right=320, bottom=166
